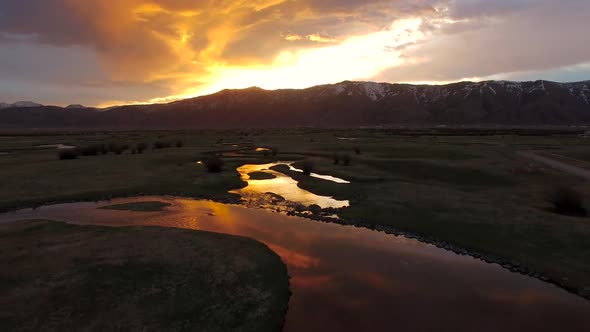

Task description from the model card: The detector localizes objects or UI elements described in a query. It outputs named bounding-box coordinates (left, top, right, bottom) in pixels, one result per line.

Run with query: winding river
left=1, top=197, right=589, bottom=331
left=1, top=163, right=589, bottom=331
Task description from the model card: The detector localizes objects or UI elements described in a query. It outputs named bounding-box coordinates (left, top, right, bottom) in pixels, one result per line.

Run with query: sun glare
left=165, top=18, right=427, bottom=101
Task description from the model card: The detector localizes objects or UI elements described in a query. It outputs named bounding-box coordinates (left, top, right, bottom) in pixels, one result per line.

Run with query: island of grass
left=248, top=171, right=277, bottom=180
left=99, top=201, right=172, bottom=212
left=0, top=220, right=290, bottom=332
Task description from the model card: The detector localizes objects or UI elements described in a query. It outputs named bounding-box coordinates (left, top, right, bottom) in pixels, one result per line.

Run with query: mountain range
left=1, top=80, right=590, bottom=128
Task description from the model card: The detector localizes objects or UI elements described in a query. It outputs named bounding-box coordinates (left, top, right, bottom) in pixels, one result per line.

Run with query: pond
left=1, top=197, right=589, bottom=332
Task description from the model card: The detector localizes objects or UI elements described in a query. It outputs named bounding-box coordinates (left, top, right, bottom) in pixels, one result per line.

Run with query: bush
left=547, top=186, right=587, bottom=217
left=271, top=147, right=279, bottom=156
left=333, top=154, right=340, bottom=165
left=136, top=142, right=148, bottom=154
left=58, top=149, right=80, bottom=160
left=106, top=142, right=124, bottom=155
left=301, top=160, right=314, bottom=175
left=107, top=142, right=122, bottom=154
left=354, top=146, right=361, bottom=155
left=176, top=140, right=184, bottom=148
left=153, top=141, right=172, bottom=149
left=341, top=154, right=351, bottom=166
left=80, top=144, right=106, bottom=156
left=205, top=155, right=224, bottom=173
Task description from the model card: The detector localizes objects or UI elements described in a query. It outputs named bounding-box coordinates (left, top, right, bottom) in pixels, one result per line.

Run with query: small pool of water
left=37, top=144, right=76, bottom=149
left=231, top=162, right=349, bottom=208
left=1, top=197, right=589, bottom=332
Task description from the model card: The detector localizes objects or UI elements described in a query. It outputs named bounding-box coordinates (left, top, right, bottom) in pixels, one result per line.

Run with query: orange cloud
left=0, top=0, right=438, bottom=104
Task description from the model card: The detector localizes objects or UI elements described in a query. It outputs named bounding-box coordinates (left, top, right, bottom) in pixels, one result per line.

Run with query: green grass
left=1, top=129, right=590, bottom=297
left=98, top=201, right=172, bottom=212
left=0, top=220, right=290, bottom=332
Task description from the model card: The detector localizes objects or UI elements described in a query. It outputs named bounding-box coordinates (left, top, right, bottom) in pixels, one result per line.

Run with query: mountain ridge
left=2, top=80, right=590, bottom=128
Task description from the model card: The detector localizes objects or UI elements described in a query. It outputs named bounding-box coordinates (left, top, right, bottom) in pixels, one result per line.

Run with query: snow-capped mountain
left=10, top=101, right=44, bottom=108
left=2, top=80, right=590, bottom=128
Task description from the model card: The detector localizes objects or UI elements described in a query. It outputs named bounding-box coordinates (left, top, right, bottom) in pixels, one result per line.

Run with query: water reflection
left=1, top=197, right=589, bottom=332
left=231, top=162, right=349, bottom=208
left=286, top=163, right=350, bottom=184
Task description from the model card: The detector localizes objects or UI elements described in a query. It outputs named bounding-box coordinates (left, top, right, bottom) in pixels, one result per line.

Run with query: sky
left=0, top=0, right=589, bottom=107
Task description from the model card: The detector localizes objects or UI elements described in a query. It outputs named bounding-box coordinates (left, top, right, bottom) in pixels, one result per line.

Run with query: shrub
left=121, top=144, right=130, bottom=151
left=153, top=141, right=172, bottom=149
left=107, top=142, right=121, bottom=154
left=136, top=142, right=148, bottom=154
left=341, top=154, right=351, bottom=166
left=333, top=154, right=340, bottom=165
left=271, top=147, right=279, bottom=156
left=205, top=155, right=224, bottom=173
left=354, top=146, right=361, bottom=155
left=58, top=149, right=80, bottom=160
left=80, top=144, right=105, bottom=156
left=547, top=186, right=587, bottom=217
left=301, top=160, right=314, bottom=175
left=176, top=140, right=184, bottom=148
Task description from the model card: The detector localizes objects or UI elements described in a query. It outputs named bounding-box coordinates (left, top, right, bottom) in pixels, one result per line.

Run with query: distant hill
left=0, top=101, right=44, bottom=109
left=1, top=80, right=590, bottom=128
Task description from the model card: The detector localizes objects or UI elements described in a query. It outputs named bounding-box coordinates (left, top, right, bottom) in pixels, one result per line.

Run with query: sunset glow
left=1, top=1, right=589, bottom=106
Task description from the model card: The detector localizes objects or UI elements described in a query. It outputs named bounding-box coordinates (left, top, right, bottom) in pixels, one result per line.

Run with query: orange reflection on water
left=2, top=197, right=590, bottom=332
left=232, top=162, right=349, bottom=208
left=291, top=275, right=336, bottom=290
left=267, top=243, right=320, bottom=269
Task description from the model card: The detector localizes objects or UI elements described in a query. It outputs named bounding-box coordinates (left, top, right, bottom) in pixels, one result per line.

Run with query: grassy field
left=0, top=220, right=290, bottom=331
left=1, top=129, right=589, bottom=297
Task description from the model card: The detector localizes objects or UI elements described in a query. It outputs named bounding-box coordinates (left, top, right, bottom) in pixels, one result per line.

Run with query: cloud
left=0, top=0, right=439, bottom=104
left=378, top=0, right=590, bottom=83
left=0, top=0, right=588, bottom=106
